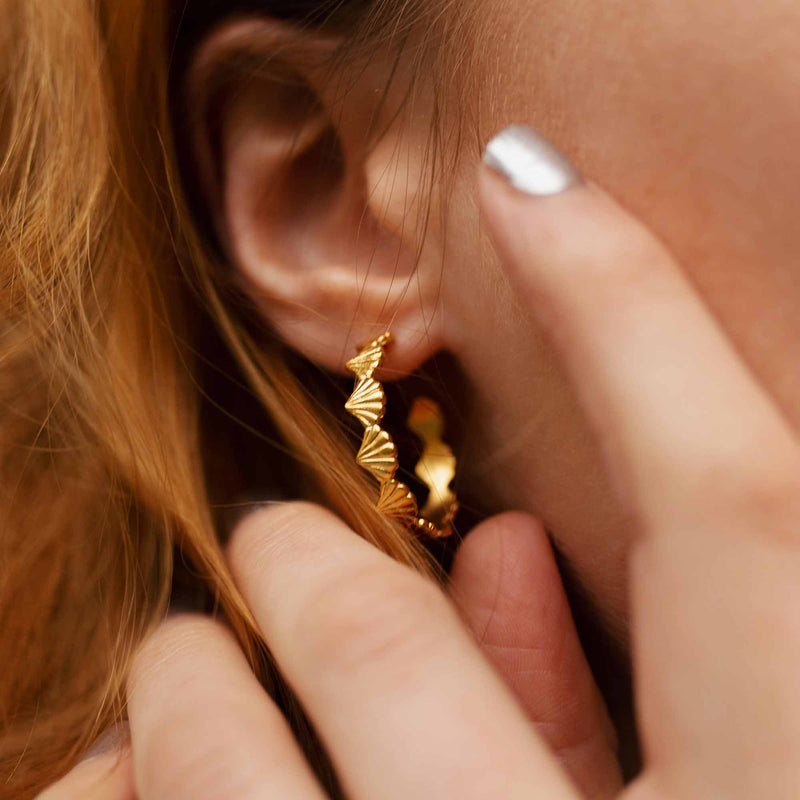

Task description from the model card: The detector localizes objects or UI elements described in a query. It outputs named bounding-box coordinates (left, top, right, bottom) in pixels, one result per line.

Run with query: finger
left=228, top=503, right=581, bottom=800
left=127, top=615, right=326, bottom=800
left=35, top=751, right=134, bottom=800
left=481, top=126, right=800, bottom=525
left=481, top=126, right=800, bottom=794
left=450, top=513, right=622, bottom=799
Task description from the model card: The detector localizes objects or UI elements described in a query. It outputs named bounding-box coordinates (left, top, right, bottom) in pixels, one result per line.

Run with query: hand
left=42, top=505, right=621, bottom=800
left=43, top=505, right=621, bottom=799
left=42, top=125, right=800, bottom=800
left=479, top=126, right=800, bottom=798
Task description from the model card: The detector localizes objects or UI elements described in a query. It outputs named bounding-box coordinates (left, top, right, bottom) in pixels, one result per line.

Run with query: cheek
left=477, top=0, right=800, bottom=422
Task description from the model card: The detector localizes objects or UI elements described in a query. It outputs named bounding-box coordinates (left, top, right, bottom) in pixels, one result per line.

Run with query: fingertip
left=457, top=510, right=548, bottom=553
left=452, top=511, right=540, bottom=577
left=451, top=514, right=623, bottom=798
left=127, top=614, right=237, bottom=717
left=451, top=512, right=562, bottom=633
left=482, top=126, right=583, bottom=197
left=479, top=133, right=649, bottom=294
left=478, top=124, right=587, bottom=252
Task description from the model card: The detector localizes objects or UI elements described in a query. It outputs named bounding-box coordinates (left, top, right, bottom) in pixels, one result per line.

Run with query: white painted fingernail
left=81, top=723, right=129, bottom=761
left=483, top=125, right=582, bottom=196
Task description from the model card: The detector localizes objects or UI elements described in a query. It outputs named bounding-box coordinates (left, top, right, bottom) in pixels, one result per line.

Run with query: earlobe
left=186, top=17, right=446, bottom=376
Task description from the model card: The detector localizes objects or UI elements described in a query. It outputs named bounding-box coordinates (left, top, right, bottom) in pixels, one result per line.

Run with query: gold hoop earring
left=345, top=332, right=458, bottom=538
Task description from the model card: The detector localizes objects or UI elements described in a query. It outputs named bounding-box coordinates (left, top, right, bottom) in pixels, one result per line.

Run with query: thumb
left=450, top=513, right=622, bottom=800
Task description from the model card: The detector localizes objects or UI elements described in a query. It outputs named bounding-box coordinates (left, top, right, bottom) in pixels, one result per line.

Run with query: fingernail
left=483, top=125, right=582, bottom=196
left=81, top=723, right=129, bottom=761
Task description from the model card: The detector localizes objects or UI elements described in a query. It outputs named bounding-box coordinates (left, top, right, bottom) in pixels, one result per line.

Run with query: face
left=434, top=0, right=800, bottom=633
left=190, top=0, right=800, bottom=637
left=454, top=0, right=800, bottom=628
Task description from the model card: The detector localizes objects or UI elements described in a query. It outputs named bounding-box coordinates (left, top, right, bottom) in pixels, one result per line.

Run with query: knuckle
left=299, top=564, right=448, bottom=673
left=675, top=452, right=800, bottom=544
left=733, top=464, right=800, bottom=528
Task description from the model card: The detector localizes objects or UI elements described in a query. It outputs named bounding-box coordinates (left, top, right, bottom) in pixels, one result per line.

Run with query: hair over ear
left=186, top=17, right=447, bottom=375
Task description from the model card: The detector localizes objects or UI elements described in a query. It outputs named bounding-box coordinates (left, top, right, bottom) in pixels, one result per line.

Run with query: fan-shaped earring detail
left=345, top=378, right=386, bottom=427
left=377, top=480, right=419, bottom=520
left=356, top=425, right=397, bottom=483
left=345, top=333, right=390, bottom=381
left=345, top=332, right=458, bottom=538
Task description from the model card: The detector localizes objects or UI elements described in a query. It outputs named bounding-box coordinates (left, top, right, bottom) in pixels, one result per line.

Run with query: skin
left=190, top=0, right=800, bottom=632
left=47, top=171, right=800, bottom=798
left=448, top=0, right=800, bottom=629
left=42, top=0, right=800, bottom=795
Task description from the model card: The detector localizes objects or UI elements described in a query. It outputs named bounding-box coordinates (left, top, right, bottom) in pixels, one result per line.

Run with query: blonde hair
left=0, top=1, right=445, bottom=795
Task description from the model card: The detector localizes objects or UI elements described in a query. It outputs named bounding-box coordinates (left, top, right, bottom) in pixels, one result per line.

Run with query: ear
left=186, top=17, right=446, bottom=375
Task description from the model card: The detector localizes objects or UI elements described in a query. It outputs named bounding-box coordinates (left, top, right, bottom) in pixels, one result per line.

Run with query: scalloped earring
left=345, top=332, right=458, bottom=538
